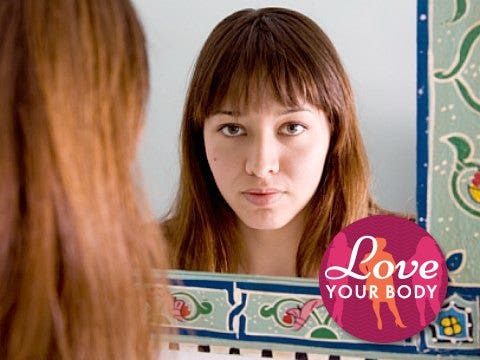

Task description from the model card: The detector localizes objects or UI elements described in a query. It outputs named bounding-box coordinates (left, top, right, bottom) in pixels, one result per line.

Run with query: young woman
left=0, top=0, right=165, bottom=358
left=164, top=7, right=384, bottom=278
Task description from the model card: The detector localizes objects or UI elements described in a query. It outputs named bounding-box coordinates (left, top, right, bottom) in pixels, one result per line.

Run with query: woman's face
left=203, top=96, right=330, bottom=230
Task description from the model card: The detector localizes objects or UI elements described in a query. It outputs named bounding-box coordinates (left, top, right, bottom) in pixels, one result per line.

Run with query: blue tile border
left=417, top=0, right=429, bottom=230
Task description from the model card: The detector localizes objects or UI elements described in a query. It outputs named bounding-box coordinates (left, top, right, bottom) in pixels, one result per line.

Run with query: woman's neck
left=238, top=211, right=305, bottom=277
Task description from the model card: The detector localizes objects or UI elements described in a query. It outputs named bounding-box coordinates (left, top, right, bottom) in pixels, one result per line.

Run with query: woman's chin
left=239, top=215, right=292, bottom=231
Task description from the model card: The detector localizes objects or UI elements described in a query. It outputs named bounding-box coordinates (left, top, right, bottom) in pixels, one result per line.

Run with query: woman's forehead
left=214, top=85, right=310, bottom=112
left=218, top=96, right=312, bottom=114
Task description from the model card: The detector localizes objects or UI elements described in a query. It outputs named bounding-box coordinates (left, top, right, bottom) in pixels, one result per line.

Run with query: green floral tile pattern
left=428, top=0, right=480, bottom=285
left=162, top=271, right=479, bottom=357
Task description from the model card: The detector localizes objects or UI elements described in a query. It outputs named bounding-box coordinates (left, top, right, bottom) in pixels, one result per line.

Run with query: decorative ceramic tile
left=162, top=270, right=480, bottom=358
left=419, top=0, right=480, bottom=285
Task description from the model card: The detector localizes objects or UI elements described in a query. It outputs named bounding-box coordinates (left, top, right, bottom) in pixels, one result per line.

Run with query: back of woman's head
left=169, top=7, right=372, bottom=276
left=0, top=0, right=163, bottom=358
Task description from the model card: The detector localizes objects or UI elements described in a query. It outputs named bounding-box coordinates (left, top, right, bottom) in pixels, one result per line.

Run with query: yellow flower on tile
left=441, top=316, right=462, bottom=336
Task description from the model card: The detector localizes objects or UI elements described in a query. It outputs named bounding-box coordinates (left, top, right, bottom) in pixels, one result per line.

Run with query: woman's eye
left=279, top=123, right=307, bottom=136
left=219, top=124, right=245, bottom=137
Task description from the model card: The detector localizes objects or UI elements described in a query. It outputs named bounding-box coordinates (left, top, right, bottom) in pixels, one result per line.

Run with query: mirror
left=134, top=0, right=417, bottom=218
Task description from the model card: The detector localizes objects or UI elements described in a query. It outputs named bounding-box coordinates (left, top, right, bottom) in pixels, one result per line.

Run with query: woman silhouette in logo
left=359, top=237, right=406, bottom=330
left=409, top=236, right=444, bottom=326
left=324, top=233, right=351, bottom=326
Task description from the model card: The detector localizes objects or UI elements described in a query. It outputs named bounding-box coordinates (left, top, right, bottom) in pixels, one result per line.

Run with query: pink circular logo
left=318, top=215, right=448, bottom=343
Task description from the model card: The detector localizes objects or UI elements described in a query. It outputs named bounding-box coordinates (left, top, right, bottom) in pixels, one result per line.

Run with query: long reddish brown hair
left=0, top=0, right=165, bottom=358
left=165, top=7, right=377, bottom=277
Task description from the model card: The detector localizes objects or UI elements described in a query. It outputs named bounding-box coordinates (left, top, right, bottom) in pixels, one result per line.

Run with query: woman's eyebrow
left=211, top=110, right=239, bottom=116
left=210, top=107, right=311, bottom=117
left=279, top=107, right=312, bottom=115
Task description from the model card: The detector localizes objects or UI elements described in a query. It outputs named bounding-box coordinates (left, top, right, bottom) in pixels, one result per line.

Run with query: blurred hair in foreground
left=0, top=0, right=166, bottom=358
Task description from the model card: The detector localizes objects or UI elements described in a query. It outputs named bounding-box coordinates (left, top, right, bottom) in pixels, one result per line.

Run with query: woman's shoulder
left=368, top=200, right=416, bottom=222
left=158, top=217, right=175, bottom=242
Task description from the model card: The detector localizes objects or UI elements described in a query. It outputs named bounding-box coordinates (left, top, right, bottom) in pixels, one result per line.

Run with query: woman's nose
left=244, top=133, right=280, bottom=178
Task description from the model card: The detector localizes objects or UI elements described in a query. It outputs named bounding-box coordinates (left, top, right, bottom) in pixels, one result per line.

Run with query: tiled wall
left=163, top=270, right=478, bottom=358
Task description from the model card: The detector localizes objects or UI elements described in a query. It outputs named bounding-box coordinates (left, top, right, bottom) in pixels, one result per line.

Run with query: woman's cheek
left=288, top=139, right=329, bottom=183
left=208, top=145, right=243, bottom=181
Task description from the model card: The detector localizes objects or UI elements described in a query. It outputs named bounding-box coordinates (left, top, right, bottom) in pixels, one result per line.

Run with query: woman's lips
left=242, top=189, right=284, bottom=207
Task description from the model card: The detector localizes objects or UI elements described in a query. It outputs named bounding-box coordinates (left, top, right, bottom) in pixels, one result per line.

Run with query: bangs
left=192, top=8, right=333, bottom=125
left=220, top=49, right=321, bottom=113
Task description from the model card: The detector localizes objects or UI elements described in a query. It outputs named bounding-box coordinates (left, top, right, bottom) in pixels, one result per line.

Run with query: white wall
left=133, top=0, right=417, bottom=217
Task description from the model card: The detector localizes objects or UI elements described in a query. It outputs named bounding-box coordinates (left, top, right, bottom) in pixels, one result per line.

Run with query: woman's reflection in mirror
left=163, top=7, right=391, bottom=278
